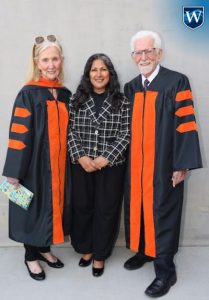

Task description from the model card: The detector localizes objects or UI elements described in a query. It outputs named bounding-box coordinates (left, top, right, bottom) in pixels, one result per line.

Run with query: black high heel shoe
left=79, top=257, right=93, bottom=267
left=92, top=260, right=104, bottom=277
left=36, top=253, right=64, bottom=268
left=24, top=261, right=45, bottom=281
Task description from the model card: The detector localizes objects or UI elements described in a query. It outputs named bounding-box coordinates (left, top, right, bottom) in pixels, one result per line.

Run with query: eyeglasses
left=34, top=35, right=57, bottom=45
left=132, top=48, right=157, bottom=58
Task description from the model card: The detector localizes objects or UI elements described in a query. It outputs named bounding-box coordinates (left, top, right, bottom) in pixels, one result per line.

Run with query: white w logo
left=185, top=10, right=202, bottom=23
left=183, top=6, right=204, bottom=30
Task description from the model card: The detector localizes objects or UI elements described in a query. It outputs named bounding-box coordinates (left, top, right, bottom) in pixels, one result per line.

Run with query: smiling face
left=132, top=36, right=162, bottom=78
left=37, top=46, right=62, bottom=81
left=89, top=59, right=110, bottom=93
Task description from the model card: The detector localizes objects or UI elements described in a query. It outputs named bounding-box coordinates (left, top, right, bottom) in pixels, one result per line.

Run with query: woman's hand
left=7, top=177, right=19, bottom=189
left=78, top=156, right=98, bottom=173
left=171, top=170, right=187, bottom=187
left=93, top=156, right=109, bottom=170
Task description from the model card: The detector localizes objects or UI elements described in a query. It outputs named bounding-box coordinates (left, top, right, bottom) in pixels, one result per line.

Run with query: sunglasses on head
left=34, top=35, right=57, bottom=45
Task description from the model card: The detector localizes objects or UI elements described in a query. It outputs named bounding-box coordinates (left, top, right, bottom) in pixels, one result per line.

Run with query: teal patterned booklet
left=0, top=179, right=33, bottom=210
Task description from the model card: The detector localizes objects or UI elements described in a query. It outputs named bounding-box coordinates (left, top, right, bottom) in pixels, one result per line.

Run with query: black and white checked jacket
left=68, top=95, right=130, bottom=166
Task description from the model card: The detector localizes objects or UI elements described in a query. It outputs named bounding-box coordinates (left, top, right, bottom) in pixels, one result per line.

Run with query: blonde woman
left=3, top=35, right=71, bottom=280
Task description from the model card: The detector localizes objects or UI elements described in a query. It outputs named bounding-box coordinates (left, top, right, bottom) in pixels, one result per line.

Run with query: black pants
left=71, top=164, right=125, bottom=260
left=138, top=206, right=175, bottom=279
left=24, top=244, right=50, bottom=261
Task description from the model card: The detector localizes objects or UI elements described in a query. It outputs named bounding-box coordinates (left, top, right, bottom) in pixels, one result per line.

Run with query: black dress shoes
left=25, top=261, right=45, bottom=281
left=37, top=253, right=64, bottom=268
left=124, top=253, right=153, bottom=270
left=145, top=273, right=177, bottom=298
left=79, top=257, right=92, bottom=267
left=92, top=266, right=104, bottom=277
left=92, top=261, right=104, bottom=277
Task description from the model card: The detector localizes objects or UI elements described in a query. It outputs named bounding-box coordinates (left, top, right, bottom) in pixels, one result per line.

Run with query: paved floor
left=0, top=246, right=208, bottom=300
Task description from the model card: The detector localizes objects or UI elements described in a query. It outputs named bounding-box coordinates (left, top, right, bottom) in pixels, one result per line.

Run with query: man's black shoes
left=124, top=253, right=153, bottom=270
left=145, top=272, right=177, bottom=298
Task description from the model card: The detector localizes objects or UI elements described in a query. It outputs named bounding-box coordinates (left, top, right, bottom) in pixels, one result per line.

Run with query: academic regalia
left=124, top=66, right=202, bottom=258
left=3, top=78, right=72, bottom=247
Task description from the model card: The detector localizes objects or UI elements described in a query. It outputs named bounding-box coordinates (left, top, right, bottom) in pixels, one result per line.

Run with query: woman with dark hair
left=68, top=53, right=130, bottom=277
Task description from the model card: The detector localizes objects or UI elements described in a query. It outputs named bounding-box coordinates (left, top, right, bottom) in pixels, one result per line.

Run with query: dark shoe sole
left=92, top=267, right=104, bottom=277
left=79, top=257, right=93, bottom=267
left=25, top=261, right=45, bottom=281
left=124, top=257, right=153, bottom=271
left=145, top=275, right=177, bottom=298
left=37, top=253, right=64, bottom=268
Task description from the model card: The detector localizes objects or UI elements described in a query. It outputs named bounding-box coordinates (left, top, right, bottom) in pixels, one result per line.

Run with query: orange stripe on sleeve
left=14, top=107, right=31, bottom=118
left=175, top=90, right=193, bottom=102
left=175, top=105, right=194, bottom=117
left=176, top=121, right=197, bottom=133
left=11, top=123, right=29, bottom=134
left=8, top=139, right=26, bottom=150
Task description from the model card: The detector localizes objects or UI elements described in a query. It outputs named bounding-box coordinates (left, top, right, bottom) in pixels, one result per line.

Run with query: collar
left=26, top=77, right=64, bottom=88
left=142, top=64, right=160, bottom=86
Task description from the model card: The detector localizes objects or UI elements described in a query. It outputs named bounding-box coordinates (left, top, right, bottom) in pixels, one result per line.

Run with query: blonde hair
left=26, top=38, right=64, bottom=83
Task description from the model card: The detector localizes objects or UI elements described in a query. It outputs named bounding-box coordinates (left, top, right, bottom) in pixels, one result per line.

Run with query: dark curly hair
left=72, top=53, right=123, bottom=112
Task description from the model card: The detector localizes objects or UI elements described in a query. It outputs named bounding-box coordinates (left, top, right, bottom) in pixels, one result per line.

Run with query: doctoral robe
left=3, top=78, right=71, bottom=246
left=124, top=66, right=202, bottom=257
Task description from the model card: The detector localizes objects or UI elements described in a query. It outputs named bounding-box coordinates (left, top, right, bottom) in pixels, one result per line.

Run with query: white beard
left=138, top=63, right=153, bottom=76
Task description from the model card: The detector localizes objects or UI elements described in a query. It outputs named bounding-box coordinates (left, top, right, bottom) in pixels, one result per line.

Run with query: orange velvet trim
left=47, top=100, right=68, bottom=244
left=14, top=107, right=31, bottom=118
left=175, top=105, right=194, bottom=117
left=142, top=91, right=158, bottom=257
left=130, top=92, right=144, bottom=252
left=26, top=77, right=63, bottom=88
left=175, top=90, right=193, bottom=102
left=130, top=91, right=157, bottom=257
left=176, top=121, right=197, bottom=133
left=57, top=102, right=68, bottom=214
left=8, top=139, right=26, bottom=150
left=11, top=123, right=29, bottom=134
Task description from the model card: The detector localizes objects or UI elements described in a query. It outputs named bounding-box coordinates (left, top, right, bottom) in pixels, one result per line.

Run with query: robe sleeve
left=68, top=102, right=86, bottom=163
left=2, top=90, right=33, bottom=179
left=173, top=75, right=202, bottom=171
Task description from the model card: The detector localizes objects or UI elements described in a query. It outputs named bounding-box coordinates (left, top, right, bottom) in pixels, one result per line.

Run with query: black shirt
left=91, top=91, right=108, bottom=117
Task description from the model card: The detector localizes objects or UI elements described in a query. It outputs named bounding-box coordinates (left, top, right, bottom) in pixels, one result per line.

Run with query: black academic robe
left=3, top=79, right=72, bottom=247
left=124, top=66, right=202, bottom=258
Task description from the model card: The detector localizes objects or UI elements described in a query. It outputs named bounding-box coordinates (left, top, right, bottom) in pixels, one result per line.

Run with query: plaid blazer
left=68, top=94, right=130, bottom=166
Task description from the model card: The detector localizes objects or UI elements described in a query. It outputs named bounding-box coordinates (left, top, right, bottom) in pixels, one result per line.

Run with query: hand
left=7, top=177, right=19, bottom=189
left=93, top=156, right=109, bottom=170
left=171, top=170, right=187, bottom=187
left=78, top=156, right=98, bottom=173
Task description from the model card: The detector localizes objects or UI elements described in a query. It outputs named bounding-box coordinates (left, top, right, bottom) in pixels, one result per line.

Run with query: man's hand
left=93, top=156, right=109, bottom=170
left=7, top=177, right=19, bottom=189
left=171, top=170, right=187, bottom=187
left=78, top=156, right=98, bottom=173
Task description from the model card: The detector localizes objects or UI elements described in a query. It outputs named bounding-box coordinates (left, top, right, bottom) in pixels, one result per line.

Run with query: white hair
left=130, top=30, right=162, bottom=52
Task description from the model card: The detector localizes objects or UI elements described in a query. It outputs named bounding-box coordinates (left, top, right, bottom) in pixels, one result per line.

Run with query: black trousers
left=24, top=244, right=50, bottom=261
left=138, top=206, right=175, bottom=279
left=70, top=164, right=125, bottom=260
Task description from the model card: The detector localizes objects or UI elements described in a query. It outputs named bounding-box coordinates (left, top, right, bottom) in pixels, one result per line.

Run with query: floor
left=0, top=246, right=208, bottom=300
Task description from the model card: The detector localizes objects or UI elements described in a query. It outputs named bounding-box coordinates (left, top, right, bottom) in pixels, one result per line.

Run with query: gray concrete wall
left=0, top=0, right=208, bottom=246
